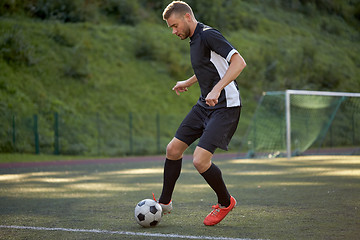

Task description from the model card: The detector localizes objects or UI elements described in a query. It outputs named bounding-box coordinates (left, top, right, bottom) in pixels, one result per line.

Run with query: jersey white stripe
left=210, top=51, right=241, bottom=107
left=225, top=82, right=241, bottom=107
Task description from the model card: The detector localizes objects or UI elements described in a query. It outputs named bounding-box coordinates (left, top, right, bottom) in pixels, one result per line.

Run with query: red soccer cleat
left=203, top=196, right=237, bottom=226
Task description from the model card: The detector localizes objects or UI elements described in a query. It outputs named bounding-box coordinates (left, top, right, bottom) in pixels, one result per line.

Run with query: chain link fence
left=1, top=111, right=188, bottom=156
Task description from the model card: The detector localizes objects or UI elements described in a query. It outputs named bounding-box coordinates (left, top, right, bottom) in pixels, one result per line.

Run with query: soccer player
left=155, top=1, right=246, bottom=226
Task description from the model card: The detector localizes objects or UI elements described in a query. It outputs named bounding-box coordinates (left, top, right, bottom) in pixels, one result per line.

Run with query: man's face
left=166, top=13, right=191, bottom=40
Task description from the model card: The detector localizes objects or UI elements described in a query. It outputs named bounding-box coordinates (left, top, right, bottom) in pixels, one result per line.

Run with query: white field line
left=0, top=225, right=268, bottom=240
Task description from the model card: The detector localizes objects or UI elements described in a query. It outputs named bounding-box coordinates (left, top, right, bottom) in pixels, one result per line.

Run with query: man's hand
left=172, top=80, right=189, bottom=95
left=172, top=75, right=197, bottom=95
left=205, top=89, right=220, bottom=107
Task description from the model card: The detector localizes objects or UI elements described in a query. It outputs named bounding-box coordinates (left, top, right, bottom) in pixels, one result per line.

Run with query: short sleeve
left=202, top=29, right=238, bottom=62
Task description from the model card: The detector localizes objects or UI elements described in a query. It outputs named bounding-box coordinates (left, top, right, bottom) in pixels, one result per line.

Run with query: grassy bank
left=1, top=0, right=359, bottom=155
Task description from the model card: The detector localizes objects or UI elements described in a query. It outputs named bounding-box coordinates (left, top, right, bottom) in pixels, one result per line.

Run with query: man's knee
left=193, top=147, right=212, bottom=173
left=192, top=157, right=203, bottom=171
left=166, top=138, right=187, bottom=160
left=166, top=143, right=181, bottom=160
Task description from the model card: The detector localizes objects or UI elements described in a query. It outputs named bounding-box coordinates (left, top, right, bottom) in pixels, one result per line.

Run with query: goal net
left=240, top=90, right=360, bottom=158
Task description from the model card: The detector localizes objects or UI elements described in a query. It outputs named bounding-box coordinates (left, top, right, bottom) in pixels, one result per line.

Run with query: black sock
left=201, top=163, right=231, bottom=207
left=159, top=158, right=182, bottom=204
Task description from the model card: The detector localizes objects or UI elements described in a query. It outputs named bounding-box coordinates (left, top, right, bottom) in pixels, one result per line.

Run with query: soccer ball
left=134, top=199, right=162, bottom=227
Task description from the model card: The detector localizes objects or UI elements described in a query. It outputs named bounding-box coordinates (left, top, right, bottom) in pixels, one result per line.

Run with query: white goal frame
left=285, top=90, right=360, bottom=159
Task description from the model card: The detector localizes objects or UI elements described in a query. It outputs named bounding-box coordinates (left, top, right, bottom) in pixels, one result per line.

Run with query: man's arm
left=205, top=53, right=246, bottom=106
left=172, top=74, right=198, bottom=95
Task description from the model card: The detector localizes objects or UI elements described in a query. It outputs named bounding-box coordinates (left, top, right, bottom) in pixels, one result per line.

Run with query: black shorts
left=175, top=104, right=241, bottom=154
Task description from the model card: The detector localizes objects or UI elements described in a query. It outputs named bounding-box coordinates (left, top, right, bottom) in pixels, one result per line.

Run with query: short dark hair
left=162, top=1, right=194, bottom=20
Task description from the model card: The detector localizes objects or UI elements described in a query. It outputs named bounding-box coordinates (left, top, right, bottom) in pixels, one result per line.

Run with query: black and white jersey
left=190, top=22, right=241, bottom=109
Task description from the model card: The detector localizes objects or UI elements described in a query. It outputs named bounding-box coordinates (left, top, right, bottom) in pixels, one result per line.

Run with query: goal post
left=285, top=90, right=360, bottom=159
left=241, top=90, right=360, bottom=159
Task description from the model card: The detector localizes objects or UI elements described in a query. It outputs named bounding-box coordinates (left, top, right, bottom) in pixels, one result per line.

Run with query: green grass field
left=0, top=155, right=359, bottom=240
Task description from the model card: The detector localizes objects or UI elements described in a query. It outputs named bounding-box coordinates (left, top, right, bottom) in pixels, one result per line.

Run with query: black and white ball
left=134, top=199, right=162, bottom=227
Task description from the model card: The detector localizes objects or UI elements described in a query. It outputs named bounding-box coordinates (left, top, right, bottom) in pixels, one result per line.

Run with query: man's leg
left=193, top=146, right=236, bottom=226
left=193, top=147, right=230, bottom=207
left=158, top=137, right=188, bottom=205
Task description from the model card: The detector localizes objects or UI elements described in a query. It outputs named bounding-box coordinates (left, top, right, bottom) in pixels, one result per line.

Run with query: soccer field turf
left=0, top=155, right=359, bottom=239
